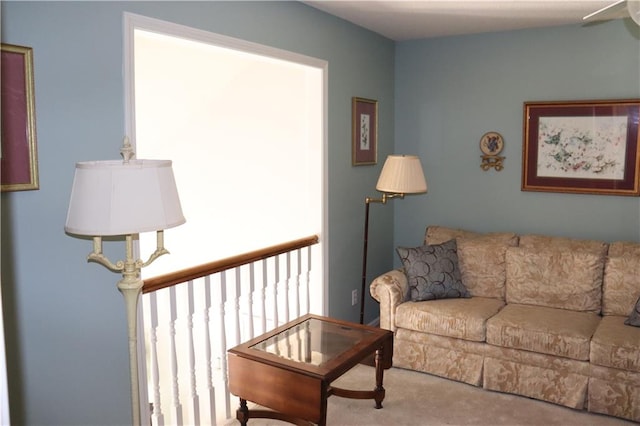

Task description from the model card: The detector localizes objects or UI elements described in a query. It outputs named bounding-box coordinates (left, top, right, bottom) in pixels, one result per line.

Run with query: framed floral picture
left=352, top=97, right=377, bottom=166
left=522, top=99, right=640, bottom=196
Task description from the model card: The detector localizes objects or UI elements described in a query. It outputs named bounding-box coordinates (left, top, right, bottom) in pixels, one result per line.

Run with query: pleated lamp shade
left=629, top=0, right=640, bottom=25
left=375, top=155, right=427, bottom=194
left=65, top=159, right=185, bottom=236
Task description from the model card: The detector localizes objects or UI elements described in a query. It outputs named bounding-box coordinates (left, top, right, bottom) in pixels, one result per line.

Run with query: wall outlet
left=351, top=289, right=358, bottom=306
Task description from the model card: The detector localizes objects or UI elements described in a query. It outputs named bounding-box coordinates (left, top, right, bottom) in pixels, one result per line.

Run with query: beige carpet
left=225, top=364, right=635, bottom=426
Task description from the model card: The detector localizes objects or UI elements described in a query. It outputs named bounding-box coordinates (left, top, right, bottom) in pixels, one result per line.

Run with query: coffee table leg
left=374, top=348, right=386, bottom=409
left=237, top=398, right=249, bottom=426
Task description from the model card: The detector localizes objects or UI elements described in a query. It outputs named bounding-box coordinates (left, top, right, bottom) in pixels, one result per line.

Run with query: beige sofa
left=370, top=225, right=640, bottom=422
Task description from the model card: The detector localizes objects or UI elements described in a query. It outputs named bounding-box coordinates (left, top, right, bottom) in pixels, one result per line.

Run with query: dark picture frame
left=522, top=99, right=640, bottom=196
left=352, top=97, right=378, bottom=166
left=1, top=43, right=39, bottom=192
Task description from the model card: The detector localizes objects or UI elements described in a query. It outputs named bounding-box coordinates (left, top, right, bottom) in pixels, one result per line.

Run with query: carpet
left=225, top=364, right=636, bottom=425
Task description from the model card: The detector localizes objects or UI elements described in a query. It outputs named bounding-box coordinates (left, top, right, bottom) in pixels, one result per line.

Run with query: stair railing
left=141, top=235, right=320, bottom=425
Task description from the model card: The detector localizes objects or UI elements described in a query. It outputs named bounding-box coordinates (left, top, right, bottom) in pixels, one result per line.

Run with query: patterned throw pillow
left=625, top=295, right=640, bottom=327
left=396, top=239, right=470, bottom=302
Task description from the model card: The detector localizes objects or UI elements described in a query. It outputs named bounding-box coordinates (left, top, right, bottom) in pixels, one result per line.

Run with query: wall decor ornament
left=352, top=97, right=378, bottom=166
left=522, top=99, right=640, bottom=196
left=480, top=131, right=505, bottom=171
left=1, top=43, right=39, bottom=192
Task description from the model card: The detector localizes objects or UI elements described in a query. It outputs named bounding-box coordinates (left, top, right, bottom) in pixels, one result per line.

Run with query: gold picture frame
left=522, top=99, right=640, bottom=196
left=352, top=97, right=378, bottom=166
left=1, top=43, right=39, bottom=192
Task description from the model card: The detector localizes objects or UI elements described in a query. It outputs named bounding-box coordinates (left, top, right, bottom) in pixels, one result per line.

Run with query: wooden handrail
left=142, top=235, right=319, bottom=294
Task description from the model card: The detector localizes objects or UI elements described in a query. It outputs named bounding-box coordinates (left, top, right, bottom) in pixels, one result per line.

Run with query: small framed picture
left=352, top=97, right=377, bottom=166
left=522, top=99, right=640, bottom=196
left=1, top=43, right=39, bottom=192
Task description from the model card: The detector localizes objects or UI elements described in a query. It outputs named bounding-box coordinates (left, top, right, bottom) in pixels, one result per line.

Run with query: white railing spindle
left=149, top=291, right=164, bottom=426
left=284, top=252, right=291, bottom=323
left=260, top=259, right=268, bottom=334
left=215, top=273, right=231, bottom=420
left=305, top=245, right=312, bottom=314
left=294, top=248, right=302, bottom=319
left=233, top=268, right=242, bottom=346
left=168, top=286, right=183, bottom=424
left=186, top=281, right=199, bottom=425
left=273, top=256, right=280, bottom=327
left=203, top=276, right=217, bottom=424
left=247, top=263, right=255, bottom=339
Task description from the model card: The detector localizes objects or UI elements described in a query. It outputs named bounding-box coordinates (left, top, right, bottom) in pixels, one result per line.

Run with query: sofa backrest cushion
left=424, top=226, right=518, bottom=300
left=457, top=238, right=518, bottom=300
left=424, top=225, right=481, bottom=245
left=602, top=253, right=640, bottom=317
left=519, top=234, right=608, bottom=257
left=608, top=241, right=640, bottom=257
left=505, top=247, right=604, bottom=313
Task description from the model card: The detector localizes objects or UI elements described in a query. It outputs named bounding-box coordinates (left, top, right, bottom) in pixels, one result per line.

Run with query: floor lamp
left=360, top=155, right=427, bottom=324
left=64, top=140, right=185, bottom=426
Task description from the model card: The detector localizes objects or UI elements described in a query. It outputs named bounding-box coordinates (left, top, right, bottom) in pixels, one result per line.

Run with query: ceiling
left=302, top=1, right=628, bottom=41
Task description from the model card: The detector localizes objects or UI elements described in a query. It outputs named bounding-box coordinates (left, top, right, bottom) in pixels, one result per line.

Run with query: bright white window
left=133, top=28, right=325, bottom=288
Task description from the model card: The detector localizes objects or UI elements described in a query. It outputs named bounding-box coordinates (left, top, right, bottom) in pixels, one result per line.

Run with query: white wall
left=132, top=27, right=324, bottom=279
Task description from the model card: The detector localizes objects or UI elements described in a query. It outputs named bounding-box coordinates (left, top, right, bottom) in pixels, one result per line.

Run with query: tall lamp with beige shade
left=64, top=140, right=185, bottom=425
left=360, top=154, right=427, bottom=324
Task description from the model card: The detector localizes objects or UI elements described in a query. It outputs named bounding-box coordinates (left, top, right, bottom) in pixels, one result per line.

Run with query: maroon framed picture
left=352, top=97, right=377, bottom=166
left=1, top=43, right=39, bottom=192
left=522, top=99, right=640, bottom=196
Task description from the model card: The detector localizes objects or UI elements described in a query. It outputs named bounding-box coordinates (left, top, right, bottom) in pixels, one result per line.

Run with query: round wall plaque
left=479, top=132, right=504, bottom=156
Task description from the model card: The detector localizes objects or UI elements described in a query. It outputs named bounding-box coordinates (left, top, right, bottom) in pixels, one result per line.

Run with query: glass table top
left=251, top=317, right=374, bottom=366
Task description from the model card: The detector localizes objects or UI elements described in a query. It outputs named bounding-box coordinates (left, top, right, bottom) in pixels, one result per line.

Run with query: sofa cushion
left=424, top=225, right=481, bottom=245
left=486, top=304, right=600, bottom=361
left=424, top=226, right=518, bottom=300
left=505, top=247, right=604, bottom=313
left=626, top=296, right=640, bottom=327
left=608, top=241, right=640, bottom=257
left=424, top=225, right=517, bottom=246
left=518, top=234, right=608, bottom=257
left=457, top=238, right=517, bottom=300
left=395, top=297, right=505, bottom=342
left=591, top=315, right=640, bottom=373
left=396, top=240, right=470, bottom=301
left=602, top=255, right=640, bottom=317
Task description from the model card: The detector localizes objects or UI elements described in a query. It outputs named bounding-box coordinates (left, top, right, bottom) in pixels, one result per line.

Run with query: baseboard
left=367, top=317, right=380, bottom=327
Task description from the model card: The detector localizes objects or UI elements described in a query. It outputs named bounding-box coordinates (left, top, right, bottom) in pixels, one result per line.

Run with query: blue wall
left=1, top=2, right=394, bottom=424
left=3, top=2, right=640, bottom=424
left=394, top=20, right=640, bottom=252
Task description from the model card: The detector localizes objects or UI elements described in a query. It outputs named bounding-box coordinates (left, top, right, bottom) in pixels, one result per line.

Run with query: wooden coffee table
left=228, top=313, right=393, bottom=425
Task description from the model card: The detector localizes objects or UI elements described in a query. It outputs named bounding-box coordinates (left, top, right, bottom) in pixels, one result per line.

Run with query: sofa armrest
left=370, top=268, right=409, bottom=332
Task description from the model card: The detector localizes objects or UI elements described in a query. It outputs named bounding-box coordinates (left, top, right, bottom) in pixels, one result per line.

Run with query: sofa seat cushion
left=486, top=304, right=600, bottom=361
left=395, top=296, right=504, bottom=342
left=590, top=315, right=640, bottom=373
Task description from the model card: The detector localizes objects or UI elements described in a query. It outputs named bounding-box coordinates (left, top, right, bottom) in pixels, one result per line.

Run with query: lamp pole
left=358, top=155, right=427, bottom=325
left=360, top=193, right=403, bottom=324
left=87, top=233, right=169, bottom=425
